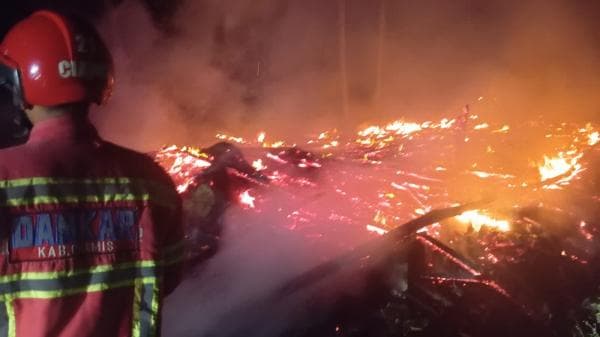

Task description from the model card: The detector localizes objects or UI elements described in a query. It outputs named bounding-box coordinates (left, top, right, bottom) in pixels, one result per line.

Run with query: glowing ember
left=538, top=151, right=583, bottom=182
left=539, top=155, right=572, bottom=181
left=438, top=118, right=456, bottom=129
left=473, top=123, right=489, bottom=130
left=252, top=159, right=266, bottom=171
left=470, top=171, right=515, bottom=179
left=216, top=133, right=246, bottom=144
left=257, top=132, right=266, bottom=143
left=356, top=117, right=466, bottom=149
left=154, top=145, right=212, bottom=193
left=493, top=125, right=510, bottom=133
left=366, top=224, right=388, bottom=235
left=322, top=140, right=339, bottom=150
left=385, top=120, right=422, bottom=135
left=456, top=210, right=510, bottom=232
left=239, top=190, right=256, bottom=209
left=589, top=131, right=600, bottom=146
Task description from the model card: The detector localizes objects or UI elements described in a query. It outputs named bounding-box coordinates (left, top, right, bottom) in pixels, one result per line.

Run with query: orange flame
left=456, top=210, right=510, bottom=232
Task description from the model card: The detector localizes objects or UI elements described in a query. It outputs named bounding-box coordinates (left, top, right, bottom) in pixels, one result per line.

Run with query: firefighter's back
left=0, top=116, right=183, bottom=337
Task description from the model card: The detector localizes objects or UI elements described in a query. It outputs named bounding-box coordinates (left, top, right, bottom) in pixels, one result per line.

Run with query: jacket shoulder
left=0, top=143, right=33, bottom=177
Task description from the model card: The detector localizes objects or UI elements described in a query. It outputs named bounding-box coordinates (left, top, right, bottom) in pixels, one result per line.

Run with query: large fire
left=154, top=112, right=599, bottom=260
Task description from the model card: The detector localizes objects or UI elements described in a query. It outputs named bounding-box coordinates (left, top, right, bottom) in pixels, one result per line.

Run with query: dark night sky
left=0, top=0, right=180, bottom=36
left=0, top=1, right=104, bottom=33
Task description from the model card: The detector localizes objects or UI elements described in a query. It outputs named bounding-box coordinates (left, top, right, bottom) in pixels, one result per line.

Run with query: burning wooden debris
left=154, top=114, right=599, bottom=336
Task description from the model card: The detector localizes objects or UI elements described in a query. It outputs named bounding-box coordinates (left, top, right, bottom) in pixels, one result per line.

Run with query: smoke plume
left=92, top=0, right=600, bottom=152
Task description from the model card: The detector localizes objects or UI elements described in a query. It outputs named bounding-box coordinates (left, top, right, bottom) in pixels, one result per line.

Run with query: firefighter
left=0, top=10, right=183, bottom=337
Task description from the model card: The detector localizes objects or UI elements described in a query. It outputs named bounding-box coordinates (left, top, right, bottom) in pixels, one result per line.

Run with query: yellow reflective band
left=133, top=278, right=160, bottom=337
left=1, top=277, right=156, bottom=300
left=0, top=260, right=157, bottom=283
left=132, top=278, right=160, bottom=337
left=0, top=177, right=135, bottom=189
left=5, top=194, right=151, bottom=207
left=6, top=300, right=15, bottom=337
left=132, top=279, right=143, bottom=337
left=149, top=282, right=160, bottom=337
left=0, top=177, right=175, bottom=194
left=0, top=176, right=178, bottom=209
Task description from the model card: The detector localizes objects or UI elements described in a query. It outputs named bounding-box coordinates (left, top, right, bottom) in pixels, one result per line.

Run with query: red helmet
left=0, top=10, right=114, bottom=108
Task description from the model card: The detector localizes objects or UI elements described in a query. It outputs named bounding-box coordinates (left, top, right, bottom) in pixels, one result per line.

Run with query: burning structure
left=155, top=112, right=599, bottom=336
